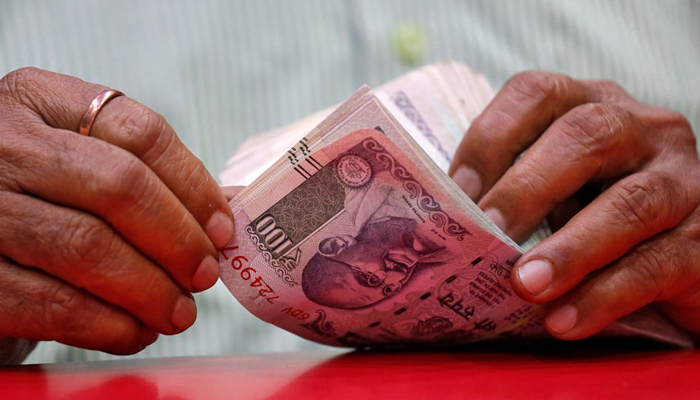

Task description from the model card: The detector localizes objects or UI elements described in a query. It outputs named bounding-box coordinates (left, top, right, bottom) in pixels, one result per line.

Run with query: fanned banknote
left=220, top=63, right=693, bottom=348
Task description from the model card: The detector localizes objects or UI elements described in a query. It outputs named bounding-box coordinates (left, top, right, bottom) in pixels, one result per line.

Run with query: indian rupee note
left=220, top=91, right=537, bottom=346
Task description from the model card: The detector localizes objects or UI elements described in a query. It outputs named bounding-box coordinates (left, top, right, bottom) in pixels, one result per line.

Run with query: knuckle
left=119, top=105, right=174, bottom=159
left=610, top=172, right=675, bottom=230
left=558, top=103, right=629, bottom=156
left=0, top=67, right=41, bottom=93
left=506, top=70, right=569, bottom=104
left=0, top=67, right=46, bottom=105
left=44, top=285, right=89, bottom=335
left=62, top=215, right=116, bottom=268
left=510, top=160, right=552, bottom=197
left=628, top=247, right=666, bottom=299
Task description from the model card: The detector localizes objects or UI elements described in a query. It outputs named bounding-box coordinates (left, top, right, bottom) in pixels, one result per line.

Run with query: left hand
left=449, top=71, right=700, bottom=340
left=0, top=67, right=236, bottom=362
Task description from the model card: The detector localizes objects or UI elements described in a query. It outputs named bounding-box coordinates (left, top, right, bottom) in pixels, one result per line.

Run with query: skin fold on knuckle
left=609, top=172, right=679, bottom=233
left=505, top=70, right=569, bottom=107
left=118, top=105, right=174, bottom=161
left=556, top=103, right=630, bottom=161
left=624, top=248, right=666, bottom=303
left=0, top=68, right=74, bottom=127
left=0, top=67, right=47, bottom=107
left=512, top=157, right=561, bottom=204
left=41, top=285, right=90, bottom=340
left=645, top=234, right=696, bottom=302
left=61, top=215, right=116, bottom=269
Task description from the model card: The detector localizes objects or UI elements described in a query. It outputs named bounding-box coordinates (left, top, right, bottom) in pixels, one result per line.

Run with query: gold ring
left=78, top=89, right=124, bottom=136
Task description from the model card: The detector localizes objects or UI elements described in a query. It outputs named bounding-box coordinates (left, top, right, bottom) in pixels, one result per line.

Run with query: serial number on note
left=220, top=246, right=280, bottom=304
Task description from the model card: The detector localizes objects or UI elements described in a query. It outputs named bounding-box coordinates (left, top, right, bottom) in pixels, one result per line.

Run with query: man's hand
left=0, top=67, right=234, bottom=363
left=449, top=71, right=700, bottom=340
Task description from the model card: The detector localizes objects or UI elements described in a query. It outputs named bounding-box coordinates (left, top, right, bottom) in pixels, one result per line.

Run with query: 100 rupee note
left=220, top=90, right=537, bottom=346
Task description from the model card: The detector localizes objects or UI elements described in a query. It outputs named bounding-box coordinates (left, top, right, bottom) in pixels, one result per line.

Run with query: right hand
left=449, top=71, right=700, bottom=340
left=0, top=67, right=234, bottom=364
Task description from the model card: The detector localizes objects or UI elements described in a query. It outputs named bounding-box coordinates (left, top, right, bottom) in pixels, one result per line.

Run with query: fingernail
left=192, top=255, right=219, bottom=291
left=484, top=207, right=506, bottom=232
left=546, top=305, right=578, bottom=334
left=206, top=211, right=234, bottom=248
left=139, top=329, right=159, bottom=348
left=517, top=259, right=553, bottom=295
left=452, top=166, right=482, bottom=200
left=172, top=295, right=197, bottom=331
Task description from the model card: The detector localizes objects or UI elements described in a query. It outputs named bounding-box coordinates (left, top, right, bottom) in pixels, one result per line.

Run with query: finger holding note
left=450, top=70, right=700, bottom=340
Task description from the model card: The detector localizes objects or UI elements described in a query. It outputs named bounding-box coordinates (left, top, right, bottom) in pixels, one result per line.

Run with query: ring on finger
left=78, top=89, right=124, bottom=136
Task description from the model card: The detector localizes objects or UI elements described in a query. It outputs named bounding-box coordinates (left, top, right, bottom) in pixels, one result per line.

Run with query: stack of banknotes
left=219, top=62, right=692, bottom=348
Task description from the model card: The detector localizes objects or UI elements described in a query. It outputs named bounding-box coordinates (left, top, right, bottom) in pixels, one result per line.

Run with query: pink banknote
left=220, top=92, right=538, bottom=346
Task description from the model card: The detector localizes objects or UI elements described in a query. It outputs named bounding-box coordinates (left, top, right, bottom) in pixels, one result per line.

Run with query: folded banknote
left=219, top=62, right=693, bottom=348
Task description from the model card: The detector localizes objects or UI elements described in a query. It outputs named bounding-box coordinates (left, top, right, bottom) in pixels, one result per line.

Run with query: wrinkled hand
left=0, top=67, right=234, bottom=364
left=449, top=71, right=700, bottom=340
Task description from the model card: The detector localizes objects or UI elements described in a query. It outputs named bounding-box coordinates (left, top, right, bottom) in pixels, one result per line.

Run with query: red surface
left=2, top=345, right=700, bottom=399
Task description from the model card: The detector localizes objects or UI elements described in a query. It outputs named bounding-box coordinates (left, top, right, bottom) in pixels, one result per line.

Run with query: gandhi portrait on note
left=302, top=168, right=452, bottom=309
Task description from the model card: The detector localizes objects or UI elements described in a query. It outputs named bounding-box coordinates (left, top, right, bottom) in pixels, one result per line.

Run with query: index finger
left=448, top=71, right=601, bottom=201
